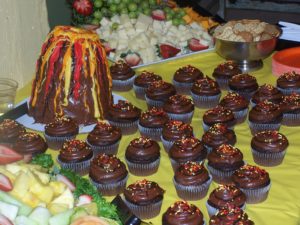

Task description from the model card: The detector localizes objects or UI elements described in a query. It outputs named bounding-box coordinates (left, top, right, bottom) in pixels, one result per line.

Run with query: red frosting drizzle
left=73, top=40, right=84, bottom=100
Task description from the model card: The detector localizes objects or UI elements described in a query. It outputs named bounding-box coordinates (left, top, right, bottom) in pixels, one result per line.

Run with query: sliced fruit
left=0, top=145, right=23, bottom=165
left=151, top=9, right=166, bottom=21
left=29, top=182, right=54, bottom=204
left=48, top=203, right=70, bottom=215
left=0, top=214, right=13, bottom=225
left=188, top=38, right=209, bottom=51
left=124, top=52, right=141, bottom=66
left=15, top=215, right=38, bottom=225
left=70, top=207, right=88, bottom=223
left=80, top=202, right=98, bottom=216
left=19, top=192, right=41, bottom=208
left=159, top=44, right=181, bottom=59
left=0, top=173, right=12, bottom=192
left=73, top=0, right=93, bottom=16
left=56, top=174, right=75, bottom=191
left=32, top=170, right=50, bottom=184
left=0, top=200, right=19, bottom=221
left=76, top=194, right=93, bottom=206
left=28, top=206, right=51, bottom=225
left=0, top=167, right=16, bottom=182
left=70, top=216, right=110, bottom=225
left=100, top=217, right=119, bottom=225
left=49, top=181, right=67, bottom=197
left=5, top=164, right=26, bottom=175
left=49, top=209, right=73, bottom=225
left=51, top=188, right=74, bottom=209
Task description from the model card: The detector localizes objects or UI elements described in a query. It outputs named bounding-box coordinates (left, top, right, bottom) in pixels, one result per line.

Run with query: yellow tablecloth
left=16, top=51, right=300, bottom=225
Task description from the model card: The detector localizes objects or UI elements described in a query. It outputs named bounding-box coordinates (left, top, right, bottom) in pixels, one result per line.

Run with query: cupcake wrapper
left=277, top=87, right=300, bottom=95
left=108, top=120, right=138, bottom=135
left=123, top=197, right=163, bottom=220
left=207, top=164, right=237, bottom=184
left=233, top=108, right=248, bottom=124
left=248, top=121, right=281, bottom=135
left=166, top=111, right=194, bottom=124
left=191, top=92, right=221, bottom=109
left=126, top=158, right=160, bottom=176
left=57, top=156, right=92, bottom=176
left=172, top=80, right=193, bottom=95
left=215, top=78, right=230, bottom=90
left=112, top=76, right=135, bottom=92
left=170, top=158, right=205, bottom=173
left=206, top=201, right=246, bottom=217
left=173, top=175, right=212, bottom=200
left=138, top=124, right=162, bottom=141
left=161, top=135, right=175, bottom=153
left=204, top=145, right=214, bottom=154
left=133, top=84, right=146, bottom=99
left=251, top=148, right=286, bottom=167
left=91, top=175, right=128, bottom=196
left=202, top=122, right=234, bottom=133
left=44, top=134, right=76, bottom=150
left=240, top=182, right=271, bottom=204
left=145, top=95, right=165, bottom=108
left=282, top=113, right=300, bottom=126
left=86, top=140, right=120, bottom=156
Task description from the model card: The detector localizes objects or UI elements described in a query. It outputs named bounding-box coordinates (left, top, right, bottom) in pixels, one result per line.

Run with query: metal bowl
left=212, top=26, right=281, bottom=72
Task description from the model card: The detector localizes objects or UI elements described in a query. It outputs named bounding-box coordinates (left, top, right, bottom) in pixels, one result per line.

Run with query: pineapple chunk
left=30, top=182, right=54, bottom=204
left=48, top=203, right=69, bottom=215
left=51, top=188, right=74, bottom=209
left=49, top=181, right=67, bottom=197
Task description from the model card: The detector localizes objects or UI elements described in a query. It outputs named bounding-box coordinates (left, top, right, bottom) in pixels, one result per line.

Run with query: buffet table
left=16, top=51, right=300, bottom=225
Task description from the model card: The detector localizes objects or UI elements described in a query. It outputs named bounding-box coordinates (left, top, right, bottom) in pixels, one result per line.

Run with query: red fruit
left=159, top=44, right=181, bottom=59
left=0, top=214, right=13, bottom=225
left=151, top=9, right=166, bottom=21
left=124, top=53, right=141, bottom=67
left=0, top=145, right=23, bottom=165
left=102, top=42, right=115, bottom=55
left=76, top=194, right=93, bottom=206
left=188, top=38, right=209, bottom=52
left=0, top=173, right=13, bottom=192
left=73, top=0, right=93, bottom=16
left=56, top=174, right=76, bottom=191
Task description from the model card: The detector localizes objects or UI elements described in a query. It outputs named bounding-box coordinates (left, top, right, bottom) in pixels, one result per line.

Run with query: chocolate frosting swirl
left=212, top=61, right=242, bottom=79
left=251, top=130, right=288, bottom=153
left=208, top=144, right=244, bottom=171
left=124, top=179, right=165, bottom=205
left=232, top=164, right=270, bottom=189
left=203, top=106, right=235, bottom=127
left=280, top=93, right=300, bottom=113
left=229, top=74, right=258, bottom=92
left=58, top=139, right=93, bottom=163
left=248, top=100, right=283, bottom=123
left=45, top=116, right=79, bottom=136
left=202, top=123, right=237, bottom=149
left=208, top=185, right=246, bottom=209
left=87, top=121, right=122, bottom=146
left=107, top=100, right=141, bottom=122
left=174, top=161, right=210, bottom=186
left=139, top=107, right=169, bottom=128
left=163, top=95, right=194, bottom=114
left=162, top=201, right=204, bottom=225
left=251, top=84, right=283, bottom=104
left=145, top=80, right=176, bottom=101
left=110, top=60, right=135, bottom=80
left=125, top=137, right=160, bottom=163
left=162, top=120, right=194, bottom=141
left=173, top=65, right=204, bottom=83
left=89, top=153, right=128, bottom=184
left=191, top=76, right=221, bottom=96
left=169, top=137, right=207, bottom=163
left=134, top=71, right=162, bottom=88
left=277, top=71, right=300, bottom=89
left=209, top=206, right=254, bottom=225
left=0, top=119, right=26, bottom=143
left=14, top=132, right=47, bottom=155
left=219, top=92, right=249, bottom=112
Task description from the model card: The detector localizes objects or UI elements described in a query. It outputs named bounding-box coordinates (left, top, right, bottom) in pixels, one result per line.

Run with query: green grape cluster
left=164, top=7, right=187, bottom=26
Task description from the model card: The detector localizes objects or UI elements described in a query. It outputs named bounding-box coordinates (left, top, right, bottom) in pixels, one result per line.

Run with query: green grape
left=148, top=0, right=156, bottom=6
left=113, top=0, right=121, bottom=4
left=93, top=10, right=103, bottom=19
left=111, top=22, right=119, bottom=30
left=128, top=3, right=138, bottom=12
left=179, top=18, right=186, bottom=25
left=143, top=8, right=151, bottom=16
left=172, top=18, right=181, bottom=26
left=128, top=11, right=137, bottom=19
left=109, top=4, right=118, bottom=13
left=120, top=8, right=128, bottom=14
left=163, top=7, right=172, bottom=13
left=178, top=9, right=186, bottom=17
left=101, top=7, right=110, bottom=16
left=118, top=2, right=126, bottom=10
left=166, top=13, right=173, bottom=21
left=141, top=1, right=149, bottom=9
left=94, top=0, right=103, bottom=8
left=107, top=0, right=114, bottom=4
left=121, top=0, right=130, bottom=3
left=91, top=18, right=100, bottom=25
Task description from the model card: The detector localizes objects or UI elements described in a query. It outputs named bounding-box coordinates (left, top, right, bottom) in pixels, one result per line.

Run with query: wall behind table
left=0, top=0, right=50, bottom=88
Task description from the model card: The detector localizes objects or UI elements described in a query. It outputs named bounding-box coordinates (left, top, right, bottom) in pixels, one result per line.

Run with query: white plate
left=16, top=93, right=126, bottom=134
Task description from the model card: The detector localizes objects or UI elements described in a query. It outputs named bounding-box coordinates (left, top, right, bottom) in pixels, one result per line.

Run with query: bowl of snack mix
left=212, top=19, right=281, bottom=72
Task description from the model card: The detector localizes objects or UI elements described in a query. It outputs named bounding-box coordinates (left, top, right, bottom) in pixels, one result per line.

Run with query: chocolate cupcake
left=202, top=123, right=237, bottom=153
left=145, top=80, right=176, bottom=108
left=206, top=185, right=246, bottom=216
left=161, top=120, right=194, bottom=152
left=107, top=100, right=141, bottom=135
left=219, top=92, right=249, bottom=124
left=14, top=132, right=47, bottom=156
left=279, top=93, right=300, bottom=126
left=228, top=73, right=258, bottom=100
left=133, top=71, right=162, bottom=99
left=173, top=65, right=204, bottom=95
left=89, top=153, right=128, bottom=196
left=203, top=106, right=235, bottom=131
left=44, top=116, right=79, bottom=150
left=163, top=95, right=194, bottom=123
left=173, top=161, right=212, bottom=200
left=207, top=144, right=244, bottom=184
left=125, top=137, right=160, bottom=176
left=124, top=179, right=165, bottom=219
left=57, top=139, right=93, bottom=175
left=209, top=205, right=254, bottom=225
left=251, top=84, right=283, bottom=106
left=248, top=100, right=283, bottom=134
left=232, top=164, right=271, bottom=203
left=276, top=71, right=300, bottom=95
left=110, top=60, right=136, bottom=91
left=138, top=107, right=169, bottom=141
left=212, top=61, right=242, bottom=90
left=86, top=121, right=122, bottom=155
left=191, top=76, right=221, bottom=108
left=251, top=130, right=288, bottom=166
left=169, top=137, right=207, bottom=172
left=162, top=201, right=205, bottom=225
left=0, top=119, right=26, bottom=146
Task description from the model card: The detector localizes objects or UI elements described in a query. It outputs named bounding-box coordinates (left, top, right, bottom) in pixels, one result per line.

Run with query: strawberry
left=0, top=214, right=13, bottom=225
left=151, top=9, right=166, bottom=21
left=76, top=194, right=93, bottom=206
left=0, top=145, right=23, bottom=165
left=73, top=0, right=93, bottom=16
left=188, top=38, right=209, bottom=52
left=124, top=53, right=141, bottom=67
left=0, top=173, right=13, bottom=192
left=56, top=174, right=76, bottom=191
left=159, top=44, right=181, bottom=59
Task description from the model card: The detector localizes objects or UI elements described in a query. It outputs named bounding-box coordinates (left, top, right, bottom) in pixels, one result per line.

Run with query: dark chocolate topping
left=248, top=100, right=282, bottom=123
left=163, top=95, right=195, bottom=114
left=219, top=92, right=249, bottom=112
left=14, top=132, right=47, bottom=155
left=134, top=71, right=162, bottom=88
left=251, top=84, right=283, bottom=104
left=145, top=80, right=176, bottom=101
left=277, top=71, right=300, bottom=89
left=0, top=119, right=26, bottom=143
left=212, top=61, right=242, bottom=79
left=191, top=76, right=221, bottom=96
left=162, top=120, right=194, bottom=141
left=173, top=65, right=204, bottom=83
left=110, top=60, right=135, bottom=80
left=280, top=93, right=300, bottom=113
left=229, top=74, right=258, bottom=92
left=45, top=116, right=79, bottom=137
left=203, top=106, right=235, bottom=127
left=107, top=100, right=141, bottom=122
left=139, top=107, right=169, bottom=128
